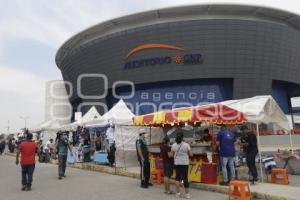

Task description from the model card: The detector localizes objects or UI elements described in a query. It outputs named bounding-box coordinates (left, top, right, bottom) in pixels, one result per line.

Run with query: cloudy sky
left=1, top=0, right=300, bottom=133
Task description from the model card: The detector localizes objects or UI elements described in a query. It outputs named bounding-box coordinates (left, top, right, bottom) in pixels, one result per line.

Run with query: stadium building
left=56, top=4, right=300, bottom=118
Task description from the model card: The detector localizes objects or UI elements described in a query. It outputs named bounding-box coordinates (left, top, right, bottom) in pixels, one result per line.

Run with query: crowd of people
left=33, top=126, right=116, bottom=166
left=135, top=125, right=259, bottom=199
left=8, top=125, right=117, bottom=191
left=2, top=123, right=258, bottom=196
left=0, top=133, right=31, bottom=155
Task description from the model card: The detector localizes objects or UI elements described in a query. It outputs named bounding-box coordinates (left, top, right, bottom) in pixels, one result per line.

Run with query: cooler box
left=201, top=163, right=218, bottom=184
left=94, top=152, right=109, bottom=165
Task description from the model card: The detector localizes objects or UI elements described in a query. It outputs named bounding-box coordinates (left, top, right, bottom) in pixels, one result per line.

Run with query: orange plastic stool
left=229, top=180, right=252, bottom=200
left=151, top=169, right=163, bottom=184
left=271, top=168, right=289, bottom=185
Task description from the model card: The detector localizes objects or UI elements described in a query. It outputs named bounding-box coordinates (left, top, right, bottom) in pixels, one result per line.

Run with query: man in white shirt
left=105, top=124, right=115, bottom=152
left=106, top=126, right=115, bottom=144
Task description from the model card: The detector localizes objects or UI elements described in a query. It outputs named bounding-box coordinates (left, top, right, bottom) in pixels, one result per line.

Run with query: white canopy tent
left=33, top=120, right=62, bottom=131
left=221, top=95, right=291, bottom=182
left=85, top=99, right=138, bottom=168
left=81, top=106, right=102, bottom=123
left=42, top=120, right=60, bottom=131
left=30, top=120, right=62, bottom=144
left=61, top=106, right=102, bottom=130
left=85, top=99, right=135, bottom=127
left=221, top=95, right=290, bottom=130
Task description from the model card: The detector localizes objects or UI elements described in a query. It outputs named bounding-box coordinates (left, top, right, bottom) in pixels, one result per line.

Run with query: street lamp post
left=20, top=116, right=29, bottom=129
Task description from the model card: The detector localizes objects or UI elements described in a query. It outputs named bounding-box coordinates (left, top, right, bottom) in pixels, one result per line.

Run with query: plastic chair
left=228, top=180, right=252, bottom=200
left=262, top=156, right=276, bottom=182
left=271, top=168, right=289, bottom=185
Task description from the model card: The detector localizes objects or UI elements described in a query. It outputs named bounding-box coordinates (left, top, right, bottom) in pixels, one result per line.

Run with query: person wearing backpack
left=56, top=132, right=72, bottom=180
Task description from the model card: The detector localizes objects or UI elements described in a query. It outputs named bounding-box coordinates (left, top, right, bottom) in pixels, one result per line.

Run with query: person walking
left=44, top=139, right=53, bottom=163
left=217, top=125, right=237, bottom=186
left=136, top=129, right=152, bottom=188
left=240, top=126, right=258, bottom=184
left=170, top=132, right=193, bottom=199
left=56, top=132, right=72, bottom=180
left=48, top=138, right=55, bottom=159
left=0, top=135, right=6, bottom=155
left=8, top=138, right=15, bottom=153
left=15, top=132, right=39, bottom=191
left=160, top=136, right=177, bottom=195
left=38, top=140, right=45, bottom=163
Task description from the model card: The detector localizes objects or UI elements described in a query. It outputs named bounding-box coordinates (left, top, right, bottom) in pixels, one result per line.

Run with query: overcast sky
left=1, top=0, right=300, bottom=133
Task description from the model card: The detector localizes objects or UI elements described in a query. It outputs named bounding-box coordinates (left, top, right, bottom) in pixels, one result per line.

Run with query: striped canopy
left=133, top=103, right=247, bottom=126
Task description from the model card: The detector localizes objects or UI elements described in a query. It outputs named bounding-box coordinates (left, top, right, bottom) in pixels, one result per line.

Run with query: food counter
left=148, top=143, right=211, bottom=154
left=148, top=142, right=220, bottom=184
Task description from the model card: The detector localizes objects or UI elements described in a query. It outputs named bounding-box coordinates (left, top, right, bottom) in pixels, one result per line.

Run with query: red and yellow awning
left=133, top=104, right=247, bottom=126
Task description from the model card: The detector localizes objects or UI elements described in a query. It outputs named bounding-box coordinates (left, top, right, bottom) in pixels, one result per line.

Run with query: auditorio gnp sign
left=124, top=43, right=203, bottom=69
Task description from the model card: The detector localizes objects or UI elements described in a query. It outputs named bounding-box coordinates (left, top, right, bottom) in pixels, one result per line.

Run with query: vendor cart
left=133, top=103, right=247, bottom=184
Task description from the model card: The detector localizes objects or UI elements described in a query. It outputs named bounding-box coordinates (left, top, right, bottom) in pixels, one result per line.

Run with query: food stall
left=133, top=103, right=247, bottom=184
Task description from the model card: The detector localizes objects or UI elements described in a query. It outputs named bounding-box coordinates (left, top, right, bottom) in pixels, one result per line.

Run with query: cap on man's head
left=139, top=128, right=146, bottom=135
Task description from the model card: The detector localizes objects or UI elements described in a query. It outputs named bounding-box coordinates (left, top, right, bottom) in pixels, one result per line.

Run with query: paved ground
left=0, top=156, right=226, bottom=200
left=249, top=183, right=300, bottom=200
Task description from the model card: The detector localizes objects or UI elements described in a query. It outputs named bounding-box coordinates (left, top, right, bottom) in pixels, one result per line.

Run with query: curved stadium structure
left=56, top=4, right=300, bottom=117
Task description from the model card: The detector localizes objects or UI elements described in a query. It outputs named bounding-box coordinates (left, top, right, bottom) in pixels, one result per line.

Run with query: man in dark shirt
left=240, top=126, right=258, bottom=184
left=160, top=136, right=177, bottom=194
left=0, top=135, right=5, bottom=155
left=136, top=129, right=151, bottom=188
left=16, top=132, right=39, bottom=191
left=56, top=132, right=72, bottom=179
left=201, top=128, right=212, bottom=143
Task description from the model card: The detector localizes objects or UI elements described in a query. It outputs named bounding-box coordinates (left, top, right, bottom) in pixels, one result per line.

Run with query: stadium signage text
left=124, top=43, right=203, bottom=70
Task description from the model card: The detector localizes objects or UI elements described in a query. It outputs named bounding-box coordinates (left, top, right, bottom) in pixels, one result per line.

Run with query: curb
left=5, top=152, right=16, bottom=157
left=48, top=159, right=298, bottom=200
left=67, top=162, right=140, bottom=180
left=49, top=158, right=139, bottom=179
left=190, top=183, right=296, bottom=200
left=4, top=153, right=296, bottom=200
